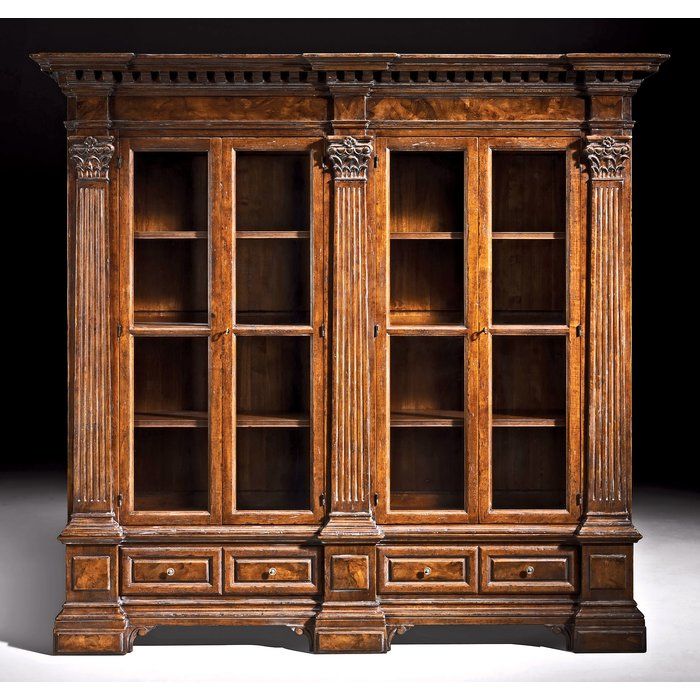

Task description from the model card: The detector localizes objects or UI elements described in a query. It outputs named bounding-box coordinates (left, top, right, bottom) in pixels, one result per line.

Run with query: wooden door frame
left=476, top=136, right=584, bottom=525
left=221, top=137, right=328, bottom=525
left=117, top=136, right=223, bottom=526
left=374, top=136, right=480, bottom=525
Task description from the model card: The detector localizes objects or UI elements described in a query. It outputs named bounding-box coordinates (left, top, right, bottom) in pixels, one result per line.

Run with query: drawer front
left=480, top=546, right=577, bottom=594
left=378, top=546, right=478, bottom=594
left=224, top=546, right=320, bottom=595
left=121, top=547, right=222, bottom=595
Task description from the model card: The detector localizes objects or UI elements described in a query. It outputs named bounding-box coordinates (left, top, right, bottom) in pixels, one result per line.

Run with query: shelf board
left=391, top=409, right=464, bottom=427
left=390, top=231, right=463, bottom=240
left=489, top=324, right=569, bottom=336
left=389, top=310, right=464, bottom=326
left=492, top=231, right=565, bottom=240
left=388, top=324, right=467, bottom=336
left=237, top=413, right=310, bottom=428
left=236, top=230, right=310, bottom=239
left=492, top=311, right=565, bottom=326
left=131, top=322, right=210, bottom=337
left=134, top=230, right=208, bottom=240
left=492, top=412, right=565, bottom=428
left=390, top=491, right=464, bottom=511
left=236, top=311, right=310, bottom=326
left=135, top=410, right=208, bottom=428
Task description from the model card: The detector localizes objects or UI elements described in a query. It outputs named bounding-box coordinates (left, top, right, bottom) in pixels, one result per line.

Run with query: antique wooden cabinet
left=33, top=52, right=667, bottom=654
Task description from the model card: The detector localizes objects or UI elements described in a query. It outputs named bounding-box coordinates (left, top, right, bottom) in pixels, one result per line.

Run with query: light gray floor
left=1, top=469, right=698, bottom=681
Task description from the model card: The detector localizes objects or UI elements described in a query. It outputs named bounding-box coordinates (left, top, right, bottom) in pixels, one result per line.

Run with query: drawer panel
left=121, top=547, right=222, bottom=595
left=480, top=546, right=577, bottom=594
left=378, top=546, right=478, bottom=594
left=224, top=546, right=320, bottom=595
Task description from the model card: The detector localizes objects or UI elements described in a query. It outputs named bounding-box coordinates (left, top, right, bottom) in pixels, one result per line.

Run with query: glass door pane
left=130, top=147, right=212, bottom=516
left=381, top=143, right=473, bottom=521
left=233, top=149, right=313, bottom=515
left=489, top=148, right=568, bottom=513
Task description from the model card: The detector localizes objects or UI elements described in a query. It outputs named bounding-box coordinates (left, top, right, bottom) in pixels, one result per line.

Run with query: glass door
left=120, top=138, right=222, bottom=524
left=478, top=137, right=583, bottom=523
left=224, top=139, right=326, bottom=524
left=375, top=138, right=479, bottom=524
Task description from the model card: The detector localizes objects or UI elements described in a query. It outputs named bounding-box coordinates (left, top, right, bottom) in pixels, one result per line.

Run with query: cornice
left=31, top=52, right=668, bottom=98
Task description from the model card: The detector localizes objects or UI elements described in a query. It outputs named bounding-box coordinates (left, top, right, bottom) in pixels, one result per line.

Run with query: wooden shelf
left=131, top=322, right=210, bottom=337
left=492, top=311, right=565, bottom=326
left=236, top=311, right=310, bottom=325
left=388, top=324, right=467, bottom=336
left=391, top=409, right=463, bottom=427
left=236, top=230, right=310, bottom=239
left=134, top=230, right=208, bottom=239
left=489, top=324, right=569, bottom=336
left=390, top=231, right=463, bottom=240
left=390, top=491, right=464, bottom=511
left=492, top=412, right=565, bottom=428
left=135, top=410, right=208, bottom=428
left=492, top=231, right=565, bottom=240
left=237, top=413, right=310, bottom=428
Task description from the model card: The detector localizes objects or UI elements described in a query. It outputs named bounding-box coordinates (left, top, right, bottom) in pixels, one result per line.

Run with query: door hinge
left=373, top=155, right=379, bottom=168
left=117, top=494, right=123, bottom=508
left=576, top=324, right=583, bottom=337
left=116, top=154, right=122, bottom=169
left=373, top=493, right=379, bottom=507
left=117, top=323, right=123, bottom=338
left=576, top=493, right=582, bottom=506
left=373, top=324, right=379, bottom=338
left=319, top=323, right=326, bottom=338
left=319, top=493, right=326, bottom=507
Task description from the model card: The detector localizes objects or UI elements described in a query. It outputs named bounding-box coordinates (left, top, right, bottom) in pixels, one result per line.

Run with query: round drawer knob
left=525, top=566, right=535, bottom=576
left=268, top=567, right=277, bottom=577
left=166, top=567, right=175, bottom=577
left=423, top=566, right=432, bottom=576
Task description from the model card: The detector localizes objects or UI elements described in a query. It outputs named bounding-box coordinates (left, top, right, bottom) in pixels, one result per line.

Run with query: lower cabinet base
left=52, top=600, right=647, bottom=655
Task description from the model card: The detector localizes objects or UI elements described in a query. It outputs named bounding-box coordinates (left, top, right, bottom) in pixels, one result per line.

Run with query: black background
left=0, top=19, right=688, bottom=488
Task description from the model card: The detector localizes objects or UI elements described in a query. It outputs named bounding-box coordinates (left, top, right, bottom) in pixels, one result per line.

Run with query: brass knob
left=423, top=566, right=432, bottom=576
left=525, top=566, right=535, bottom=576
left=166, top=567, right=175, bottom=577
left=268, top=567, right=277, bottom=577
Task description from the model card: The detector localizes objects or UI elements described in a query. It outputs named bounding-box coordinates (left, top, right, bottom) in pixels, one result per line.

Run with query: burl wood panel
left=330, top=554, right=370, bottom=591
left=369, top=97, right=584, bottom=122
left=113, top=96, right=328, bottom=122
left=66, top=545, right=118, bottom=602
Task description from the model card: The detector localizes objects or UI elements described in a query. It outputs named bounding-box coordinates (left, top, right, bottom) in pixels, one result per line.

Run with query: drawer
left=378, top=546, right=478, bottom=594
left=224, top=546, right=320, bottom=595
left=121, top=547, right=222, bottom=595
left=480, top=546, right=577, bottom=594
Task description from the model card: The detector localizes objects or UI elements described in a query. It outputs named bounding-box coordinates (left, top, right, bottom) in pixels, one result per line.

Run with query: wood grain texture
left=37, top=53, right=662, bottom=655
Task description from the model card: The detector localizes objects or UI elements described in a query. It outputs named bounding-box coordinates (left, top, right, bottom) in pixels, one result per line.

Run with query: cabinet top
left=32, top=52, right=668, bottom=97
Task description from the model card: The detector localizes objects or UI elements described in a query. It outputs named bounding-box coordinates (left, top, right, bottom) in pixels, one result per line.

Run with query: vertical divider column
left=315, top=134, right=387, bottom=652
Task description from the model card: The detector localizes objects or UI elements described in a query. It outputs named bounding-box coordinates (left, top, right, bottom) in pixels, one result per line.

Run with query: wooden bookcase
left=33, top=52, right=667, bottom=655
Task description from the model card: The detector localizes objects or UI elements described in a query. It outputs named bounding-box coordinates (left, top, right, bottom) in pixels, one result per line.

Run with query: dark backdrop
left=0, top=19, right=689, bottom=488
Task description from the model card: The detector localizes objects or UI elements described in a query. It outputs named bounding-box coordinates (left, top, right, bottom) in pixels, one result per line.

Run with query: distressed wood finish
left=33, top=52, right=666, bottom=656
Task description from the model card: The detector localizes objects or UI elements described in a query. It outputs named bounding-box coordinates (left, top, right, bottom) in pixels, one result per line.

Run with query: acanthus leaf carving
left=69, top=136, right=115, bottom=180
left=584, top=136, right=630, bottom=179
left=326, top=136, right=372, bottom=182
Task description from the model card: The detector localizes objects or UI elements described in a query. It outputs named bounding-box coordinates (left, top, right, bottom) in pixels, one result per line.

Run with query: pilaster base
left=577, top=514, right=641, bottom=542
left=313, top=604, right=388, bottom=653
left=570, top=601, right=646, bottom=653
left=54, top=602, right=131, bottom=654
left=59, top=512, right=124, bottom=544
left=318, top=512, right=383, bottom=544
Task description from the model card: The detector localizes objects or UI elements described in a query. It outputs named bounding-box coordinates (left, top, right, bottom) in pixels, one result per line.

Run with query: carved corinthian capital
left=326, top=136, right=373, bottom=182
left=584, top=136, right=631, bottom=179
left=69, top=136, right=115, bottom=180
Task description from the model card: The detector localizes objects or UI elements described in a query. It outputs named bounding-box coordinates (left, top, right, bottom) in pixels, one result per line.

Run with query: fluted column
left=320, top=135, right=380, bottom=543
left=62, top=135, right=121, bottom=541
left=579, top=135, right=637, bottom=539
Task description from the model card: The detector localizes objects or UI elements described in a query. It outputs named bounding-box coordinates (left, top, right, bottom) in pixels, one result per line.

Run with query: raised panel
left=480, top=546, right=577, bottom=594
left=378, top=546, right=478, bottom=594
left=72, top=556, right=111, bottom=592
left=121, top=547, right=222, bottom=595
left=330, top=555, right=370, bottom=592
left=223, top=546, right=319, bottom=595
left=590, top=555, right=627, bottom=591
